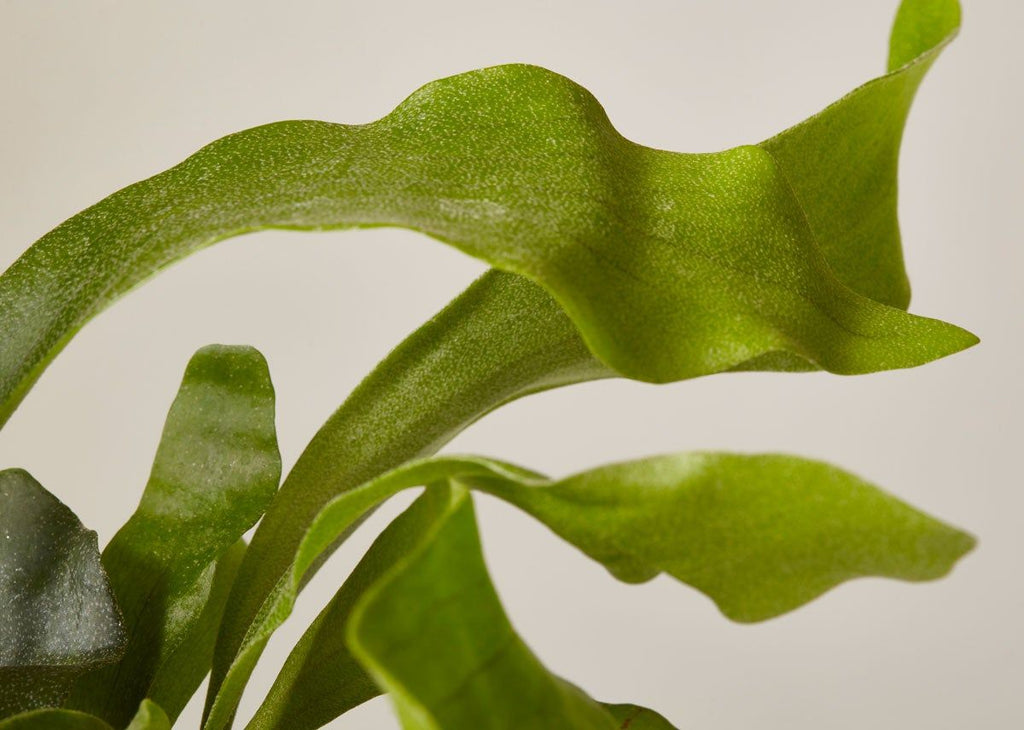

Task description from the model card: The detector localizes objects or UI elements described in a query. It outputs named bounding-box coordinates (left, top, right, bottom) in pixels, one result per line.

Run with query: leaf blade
left=65, top=346, right=280, bottom=726
left=0, top=471, right=125, bottom=718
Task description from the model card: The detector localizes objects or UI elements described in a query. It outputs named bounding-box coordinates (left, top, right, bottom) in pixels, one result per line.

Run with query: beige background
left=1, top=1, right=1020, bottom=727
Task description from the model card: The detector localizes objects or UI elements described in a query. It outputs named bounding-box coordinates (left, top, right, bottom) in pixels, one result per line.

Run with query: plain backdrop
left=1, top=1, right=1020, bottom=727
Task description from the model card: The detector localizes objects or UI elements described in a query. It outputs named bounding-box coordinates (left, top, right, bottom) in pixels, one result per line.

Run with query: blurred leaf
left=65, top=347, right=280, bottom=726
left=0, top=471, right=124, bottom=718
left=125, top=700, right=171, bottom=730
left=0, top=708, right=112, bottom=730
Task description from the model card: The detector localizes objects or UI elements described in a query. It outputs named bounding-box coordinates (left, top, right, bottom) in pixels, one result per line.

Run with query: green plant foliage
left=203, top=450, right=971, bottom=729
left=64, top=346, right=280, bottom=727
left=0, top=700, right=170, bottom=730
left=208, top=1, right=969, bottom=715
left=0, top=1, right=976, bottom=729
left=348, top=485, right=668, bottom=730
left=0, top=471, right=125, bottom=718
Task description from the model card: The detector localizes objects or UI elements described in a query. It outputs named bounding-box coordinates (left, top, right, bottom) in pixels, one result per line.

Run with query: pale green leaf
left=65, top=346, right=280, bottom=726
left=0, top=471, right=125, bottom=718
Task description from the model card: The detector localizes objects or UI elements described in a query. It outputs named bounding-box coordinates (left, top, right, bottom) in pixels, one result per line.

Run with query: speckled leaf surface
left=206, top=1, right=970, bottom=717
left=203, top=448, right=971, bottom=729
left=0, top=699, right=170, bottom=730
left=0, top=470, right=125, bottom=718
left=64, top=346, right=280, bottom=727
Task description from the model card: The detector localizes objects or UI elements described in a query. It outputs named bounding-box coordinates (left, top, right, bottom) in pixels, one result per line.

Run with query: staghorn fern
left=0, top=1, right=976, bottom=728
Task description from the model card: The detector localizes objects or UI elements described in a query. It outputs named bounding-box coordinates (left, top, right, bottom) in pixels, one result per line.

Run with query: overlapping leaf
left=65, top=346, right=280, bottom=726
left=348, top=485, right=670, bottom=730
left=0, top=700, right=170, bottom=730
left=202, top=449, right=971, bottom=729
left=208, top=1, right=969, bottom=716
left=0, top=471, right=125, bottom=718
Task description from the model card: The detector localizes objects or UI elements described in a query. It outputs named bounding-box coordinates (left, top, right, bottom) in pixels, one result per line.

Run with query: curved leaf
left=208, top=0, right=969, bottom=716
left=348, top=485, right=665, bottom=730
left=65, top=346, right=280, bottom=726
left=205, top=448, right=971, bottom=728
left=474, top=453, right=975, bottom=622
left=125, top=700, right=171, bottom=730
left=0, top=709, right=112, bottom=730
left=245, top=487, right=442, bottom=730
left=145, top=540, right=247, bottom=722
left=602, top=704, right=679, bottom=730
left=0, top=2, right=971, bottom=427
left=0, top=470, right=125, bottom=718
left=0, top=700, right=170, bottom=730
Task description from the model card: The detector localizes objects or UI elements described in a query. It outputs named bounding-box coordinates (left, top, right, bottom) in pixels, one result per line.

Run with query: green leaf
left=245, top=487, right=442, bottom=730
left=0, top=700, right=170, bottom=730
left=475, top=452, right=975, bottom=622
left=760, top=0, right=961, bottom=308
left=0, top=709, right=112, bottom=730
left=0, top=1, right=971, bottom=427
left=65, top=346, right=280, bottom=727
left=601, top=704, right=679, bottom=730
left=248, top=488, right=685, bottom=730
left=0, top=470, right=125, bottom=718
left=208, top=0, right=970, bottom=715
left=205, top=447, right=970, bottom=728
left=125, top=700, right=171, bottom=730
left=347, top=485, right=664, bottom=730
left=146, top=540, right=248, bottom=722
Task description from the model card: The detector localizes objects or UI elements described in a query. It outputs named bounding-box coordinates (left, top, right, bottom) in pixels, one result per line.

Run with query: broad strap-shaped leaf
left=208, top=0, right=970, bottom=714
left=759, top=0, right=961, bottom=308
left=0, top=2, right=972, bottom=429
left=65, top=346, right=280, bottom=727
left=474, top=453, right=975, bottom=622
left=145, top=540, right=247, bottom=722
left=247, top=488, right=683, bottom=730
left=0, top=700, right=170, bottom=730
left=348, top=485, right=670, bottom=730
left=0, top=470, right=125, bottom=718
left=205, top=449, right=971, bottom=728
left=244, top=488, right=441, bottom=730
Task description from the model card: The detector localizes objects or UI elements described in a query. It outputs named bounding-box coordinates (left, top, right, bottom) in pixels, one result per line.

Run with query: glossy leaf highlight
left=0, top=471, right=125, bottom=717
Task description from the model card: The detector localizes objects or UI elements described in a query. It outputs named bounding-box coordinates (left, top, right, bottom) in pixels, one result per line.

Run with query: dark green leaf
left=146, top=540, right=247, bottom=722
left=65, top=346, right=280, bottom=726
left=0, top=470, right=124, bottom=718
left=245, top=489, right=442, bottom=730
left=125, top=700, right=171, bottom=730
